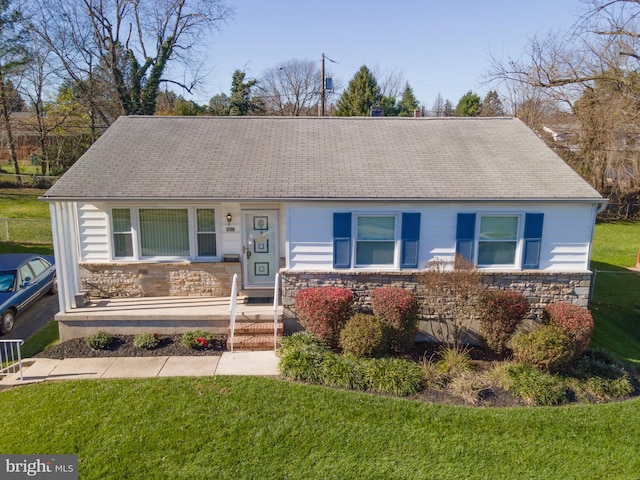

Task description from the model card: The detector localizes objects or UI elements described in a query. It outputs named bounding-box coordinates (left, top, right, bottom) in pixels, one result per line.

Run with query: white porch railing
left=229, top=274, right=238, bottom=353
left=273, top=272, right=280, bottom=352
left=0, top=339, right=25, bottom=381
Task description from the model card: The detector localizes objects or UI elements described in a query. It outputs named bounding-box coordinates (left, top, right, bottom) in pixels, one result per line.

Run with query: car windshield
left=0, top=271, right=15, bottom=292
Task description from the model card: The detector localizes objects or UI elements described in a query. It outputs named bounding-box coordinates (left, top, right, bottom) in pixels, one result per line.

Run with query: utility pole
left=320, top=53, right=325, bottom=117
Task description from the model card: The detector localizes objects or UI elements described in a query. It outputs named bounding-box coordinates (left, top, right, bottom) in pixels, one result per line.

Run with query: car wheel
left=1, top=309, right=15, bottom=334
left=49, top=274, right=58, bottom=295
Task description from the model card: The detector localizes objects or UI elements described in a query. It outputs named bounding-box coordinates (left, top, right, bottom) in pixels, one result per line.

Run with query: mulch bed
left=34, top=334, right=227, bottom=359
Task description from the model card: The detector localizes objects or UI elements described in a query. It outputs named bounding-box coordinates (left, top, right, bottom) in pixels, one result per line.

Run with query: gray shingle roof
left=43, top=116, right=603, bottom=202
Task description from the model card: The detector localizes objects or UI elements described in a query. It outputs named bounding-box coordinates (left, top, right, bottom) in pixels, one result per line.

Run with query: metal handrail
left=273, top=273, right=280, bottom=352
left=0, top=339, right=25, bottom=381
left=229, top=274, right=238, bottom=353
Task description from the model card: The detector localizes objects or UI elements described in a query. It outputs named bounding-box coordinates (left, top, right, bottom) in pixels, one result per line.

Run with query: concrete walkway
left=0, top=351, right=280, bottom=387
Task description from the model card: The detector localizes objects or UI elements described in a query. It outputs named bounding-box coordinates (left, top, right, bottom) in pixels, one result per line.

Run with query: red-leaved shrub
left=370, top=287, right=419, bottom=353
left=543, top=302, right=594, bottom=359
left=295, top=287, right=354, bottom=348
left=478, top=290, right=530, bottom=355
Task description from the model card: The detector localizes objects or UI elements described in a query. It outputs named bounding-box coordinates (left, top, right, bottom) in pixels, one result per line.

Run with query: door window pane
left=140, top=209, right=189, bottom=256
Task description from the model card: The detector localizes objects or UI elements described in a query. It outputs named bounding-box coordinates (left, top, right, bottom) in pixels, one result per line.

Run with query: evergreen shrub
left=339, top=313, right=389, bottom=357
left=511, top=324, right=575, bottom=371
left=84, top=331, right=114, bottom=350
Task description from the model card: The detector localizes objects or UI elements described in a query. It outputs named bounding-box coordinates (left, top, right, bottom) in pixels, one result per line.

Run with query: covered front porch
left=55, top=295, right=283, bottom=351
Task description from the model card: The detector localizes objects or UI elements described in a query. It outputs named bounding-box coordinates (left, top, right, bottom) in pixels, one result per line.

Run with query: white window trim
left=475, top=213, right=523, bottom=270
left=353, top=213, right=400, bottom=269
left=108, top=205, right=220, bottom=262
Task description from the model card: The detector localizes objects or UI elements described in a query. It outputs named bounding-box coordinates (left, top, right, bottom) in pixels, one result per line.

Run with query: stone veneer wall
left=280, top=270, right=592, bottom=322
left=79, top=262, right=242, bottom=297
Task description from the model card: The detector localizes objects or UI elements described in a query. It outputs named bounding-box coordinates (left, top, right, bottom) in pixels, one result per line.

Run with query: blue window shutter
left=456, top=213, right=476, bottom=262
left=401, top=213, right=421, bottom=268
left=333, top=213, right=352, bottom=268
left=523, top=213, right=544, bottom=269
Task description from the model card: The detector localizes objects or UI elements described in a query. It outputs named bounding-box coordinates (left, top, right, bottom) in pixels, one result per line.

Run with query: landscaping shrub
left=437, top=346, right=474, bottom=378
left=420, top=357, right=447, bottom=390
left=449, top=371, right=488, bottom=405
left=321, top=354, right=368, bottom=390
left=279, top=332, right=331, bottom=384
left=565, top=349, right=634, bottom=402
left=511, top=324, right=575, bottom=371
left=478, top=290, right=529, bottom=354
left=503, top=364, right=568, bottom=406
left=182, top=330, right=215, bottom=350
left=370, top=287, right=419, bottom=353
left=133, top=332, right=161, bottom=350
left=339, top=313, right=389, bottom=357
left=363, top=357, right=425, bottom=396
left=84, top=331, right=113, bottom=350
left=295, top=287, right=354, bottom=348
left=543, top=303, right=594, bottom=359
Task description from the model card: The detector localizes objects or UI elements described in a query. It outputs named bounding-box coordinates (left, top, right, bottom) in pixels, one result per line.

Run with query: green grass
left=590, top=221, right=640, bottom=367
left=20, top=321, right=60, bottom=358
left=0, top=188, right=52, bottom=247
left=0, top=377, right=638, bottom=479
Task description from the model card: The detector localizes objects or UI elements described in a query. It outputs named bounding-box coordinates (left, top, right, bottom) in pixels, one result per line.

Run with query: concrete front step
left=229, top=334, right=281, bottom=351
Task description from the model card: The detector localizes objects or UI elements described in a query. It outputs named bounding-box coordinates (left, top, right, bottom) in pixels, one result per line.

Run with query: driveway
left=3, top=294, right=59, bottom=341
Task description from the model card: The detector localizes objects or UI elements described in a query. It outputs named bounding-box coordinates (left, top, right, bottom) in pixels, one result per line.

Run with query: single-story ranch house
left=42, top=116, right=605, bottom=341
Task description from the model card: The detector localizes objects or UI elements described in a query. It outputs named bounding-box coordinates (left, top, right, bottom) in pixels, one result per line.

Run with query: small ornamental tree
left=543, top=303, right=594, bottom=359
left=370, top=287, right=420, bottom=353
left=295, top=287, right=354, bottom=348
left=478, top=290, right=530, bottom=355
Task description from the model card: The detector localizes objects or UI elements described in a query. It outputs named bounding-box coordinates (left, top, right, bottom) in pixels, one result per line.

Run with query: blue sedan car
left=0, top=254, right=57, bottom=334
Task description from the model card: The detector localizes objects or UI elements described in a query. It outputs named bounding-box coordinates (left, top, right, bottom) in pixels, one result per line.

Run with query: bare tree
left=27, top=0, right=233, bottom=117
left=258, top=59, right=321, bottom=116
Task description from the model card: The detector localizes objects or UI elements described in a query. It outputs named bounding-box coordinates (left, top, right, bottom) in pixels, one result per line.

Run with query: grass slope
left=590, top=221, right=640, bottom=366
left=1, top=377, right=639, bottom=480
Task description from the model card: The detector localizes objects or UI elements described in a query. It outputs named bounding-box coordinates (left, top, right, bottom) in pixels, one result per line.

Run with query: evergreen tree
left=397, top=83, right=419, bottom=117
left=479, top=90, right=505, bottom=117
left=456, top=90, right=482, bottom=116
left=228, top=70, right=263, bottom=116
left=335, top=65, right=381, bottom=116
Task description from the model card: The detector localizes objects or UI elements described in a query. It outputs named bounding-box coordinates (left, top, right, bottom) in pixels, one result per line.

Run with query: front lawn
left=1, top=377, right=639, bottom=479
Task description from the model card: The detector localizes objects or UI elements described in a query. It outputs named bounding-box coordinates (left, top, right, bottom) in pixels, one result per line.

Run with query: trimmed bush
left=370, top=287, right=419, bottom=353
left=295, top=287, right=354, bottom=348
left=84, top=331, right=113, bottom=350
left=511, top=324, right=575, bottom=371
left=182, top=330, right=215, bottom=350
left=339, top=313, right=389, bottom=357
left=503, top=364, right=568, bottom=406
left=543, top=303, right=594, bottom=359
left=363, top=357, right=425, bottom=396
left=133, top=332, right=160, bottom=350
left=478, top=290, right=530, bottom=355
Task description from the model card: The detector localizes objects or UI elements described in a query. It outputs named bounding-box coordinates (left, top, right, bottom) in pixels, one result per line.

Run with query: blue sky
left=186, top=0, right=584, bottom=109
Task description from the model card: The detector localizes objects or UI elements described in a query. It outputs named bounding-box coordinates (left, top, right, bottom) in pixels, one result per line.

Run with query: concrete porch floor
left=54, top=296, right=283, bottom=341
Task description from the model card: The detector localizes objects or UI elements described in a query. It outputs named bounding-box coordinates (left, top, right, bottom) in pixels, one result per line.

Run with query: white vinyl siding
left=285, top=202, right=597, bottom=273
left=78, top=203, right=110, bottom=261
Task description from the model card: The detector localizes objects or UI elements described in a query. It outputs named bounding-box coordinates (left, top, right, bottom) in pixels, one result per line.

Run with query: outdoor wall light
left=226, top=213, right=233, bottom=225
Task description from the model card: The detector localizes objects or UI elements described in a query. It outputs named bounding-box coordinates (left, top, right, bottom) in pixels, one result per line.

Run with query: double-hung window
left=333, top=212, right=420, bottom=269
left=477, top=215, right=519, bottom=267
left=355, top=215, right=397, bottom=267
left=112, top=208, right=134, bottom=258
left=110, top=207, right=218, bottom=260
left=456, top=212, right=544, bottom=269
